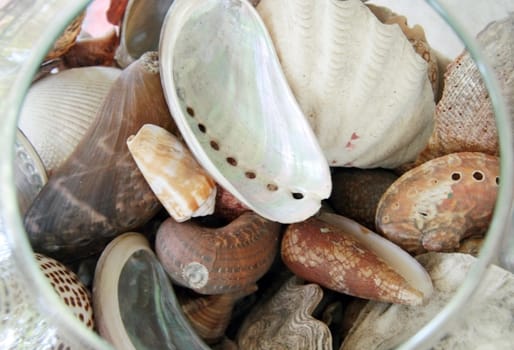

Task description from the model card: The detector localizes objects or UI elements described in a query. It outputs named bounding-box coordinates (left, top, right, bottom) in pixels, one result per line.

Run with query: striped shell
left=155, top=211, right=281, bottom=294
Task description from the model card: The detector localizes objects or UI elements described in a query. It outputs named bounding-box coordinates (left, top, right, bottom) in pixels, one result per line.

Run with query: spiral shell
left=156, top=211, right=281, bottom=294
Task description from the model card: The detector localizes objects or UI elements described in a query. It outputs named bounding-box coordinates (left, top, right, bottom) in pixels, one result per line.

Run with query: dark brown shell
left=376, top=152, right=499, bottom=254
left=281, top=217, right=425, bottom=305
left=24, top=52, right=176, bottom=261
left=155, top=212, right=281, bottom=294
left=329, top=167, right=398, bottom=230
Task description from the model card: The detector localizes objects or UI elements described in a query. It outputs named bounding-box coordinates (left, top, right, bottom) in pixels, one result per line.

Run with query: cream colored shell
left=127, top=124, right=216, bottom=222
left=257, top=0, right=435, bottom=168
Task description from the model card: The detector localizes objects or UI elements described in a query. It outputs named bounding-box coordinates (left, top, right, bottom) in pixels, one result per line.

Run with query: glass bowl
left=0, top=0, right=512, bottom=349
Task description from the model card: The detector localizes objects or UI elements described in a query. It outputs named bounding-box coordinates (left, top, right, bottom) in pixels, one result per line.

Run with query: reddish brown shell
left=155, top=212, right=281, bottom=294
left=281, top=217, right=426, bottom=305
left=376, top=152, right=499, bottom=254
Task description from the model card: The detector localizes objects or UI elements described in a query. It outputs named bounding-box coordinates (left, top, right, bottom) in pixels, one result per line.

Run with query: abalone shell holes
left=450, top=170, right=499, bottom=185
left=185, top=105, right=305, bottom=200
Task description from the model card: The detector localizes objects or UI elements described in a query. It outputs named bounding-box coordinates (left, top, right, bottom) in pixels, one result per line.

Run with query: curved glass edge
left=397, top=1, right=514, bottom=349
left=0, top=1, right=112, bottom=349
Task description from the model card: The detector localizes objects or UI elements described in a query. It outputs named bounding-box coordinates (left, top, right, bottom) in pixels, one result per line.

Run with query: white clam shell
left=256, top=0, right=435, bottom=168
left=18, top=66, right=121, bottom=173
left=127, top=124, right=217, bottom=222
left=159, top=0, right=331, bottom=224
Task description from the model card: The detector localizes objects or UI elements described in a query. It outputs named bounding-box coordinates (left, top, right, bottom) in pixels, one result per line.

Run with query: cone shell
left=417, top=14, right=514, bottom=163
left=127, top=124, right=217, bottom=222
left=256, top=0, right=435, bottom=168
left=44, top=11, right=85, bottom=61
left=35, top=253, right=94, bottom=329
left=237, top=277, right=332, bottom=350
left=93, top=232, right=210, bottom=350
left=376, top=152, right=499, bottom=254
left=155, top=211, right=281, bottom=295
left=24, top=52, right=176, bottom=261
left=281, top=214, right=433, bottom=305
left=159, top=0, right=332, bottom=224
left=18, top=66, right=122, bottom=174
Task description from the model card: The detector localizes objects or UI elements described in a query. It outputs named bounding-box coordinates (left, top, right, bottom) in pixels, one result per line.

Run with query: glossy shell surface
left=376, top=152, right=500, bottom=254
left=256, top=0, right=435, bottom=168
left=159, top=0, right=331, bottom=224
left=127, top=124, right=217, bottom=222
left=93, top=232, right=210, bottom=350
left=282, top=213, right=433, bottom=305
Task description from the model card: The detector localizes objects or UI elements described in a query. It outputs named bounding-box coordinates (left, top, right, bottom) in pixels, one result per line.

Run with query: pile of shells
left=15, top=0, right=512, bottom=349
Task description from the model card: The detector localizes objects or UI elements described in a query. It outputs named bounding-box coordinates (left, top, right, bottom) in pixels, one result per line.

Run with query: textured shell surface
left=159, top=0, right=331, bottom=224
left=14, top=129, right=48, bottom=216
left=417, top=13, right=514, bottom=163
left=256, top=0, right=435, bottom=168
left=340, top=253, right=514, bottom=350
left=93, top=232, right=210, bottom=350
left=18, top=65, right=122, bottom=174
left=23, top=52, right=175, bottom=261
left=155, top=211, right=281, bottom=294
left=282, top=213, right=433, bottom=305
left=237, top=276, right=332, bottom=350
left=35, top=253, right=94, bottom=329
left=115, top=0, right=174, bottom=68
left=376, top=152, right=500, bottom=254
left=127, top=124, right=217, bottom=222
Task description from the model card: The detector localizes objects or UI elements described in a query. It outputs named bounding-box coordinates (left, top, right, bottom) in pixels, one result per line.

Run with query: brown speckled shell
left=329, top=167, right=398, bottom=230
left=155, top=212, right=281, bottom=294
left=237, top=277, right=332, bottom=350
left=376, top=152, right=499, bottom=254
left=281, top=217, right=425, bottom=305
left=44, top=12, right=85, bottom=61
left=35, top=253, right=94, bottom=329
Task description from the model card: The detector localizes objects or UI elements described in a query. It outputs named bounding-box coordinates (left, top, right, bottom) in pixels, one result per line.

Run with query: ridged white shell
left=18, top=66, right=121, bottom=174
left=127, top=124, right=217, bottom=222
left=256, top=0, right=435, bottom=168
left=159, top=0, right=331, bottom=224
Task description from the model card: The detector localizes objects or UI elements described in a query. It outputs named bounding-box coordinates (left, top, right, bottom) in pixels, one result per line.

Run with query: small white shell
left=18, top=66, right=121, bottom=173
left=159, top=0, right=331, bottom=224
left=127, top=124, right=217, bottom=222
left=257, top=0, right=435, bottom=168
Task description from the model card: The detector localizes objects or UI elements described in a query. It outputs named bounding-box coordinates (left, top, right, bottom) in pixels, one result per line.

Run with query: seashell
left=18, top=65, right=122, bottom=175
left=127, top=124, right=217, bottom=222
left=14, top=129, right=48, bottom=215
left=214, top=184, right=251, bottom=222
left=281, top=213, right=433, bottom=305
left=237, top=276, right=332, bottom=350
left=256, top=0, right=435, bottom=168
left=35, top=253, right=94, bottom=329
left=179, top=284, right=258, bottom=344
left=63, top=28, right=119, bottom=68
left=44, top=11, right=85, bottom=61
left=376, top=152, right=500, bottom=254
left=456, top=235, right=484, bottom=257
left=329, top=167, right=398, bottom=231
left=159, top=0, right=331, bottom=224
left=340, top=252, right=514, bottom=350
left=417, top=13, right=514, bottom=163
left=24, top=52, right=176, bottom=261
left=366, top=3, right=442, bottom=100
left=115, top=0, right=174, bottom=68
left=93, top=232, right=210, bottom=350
left=107, top=0, right=129, bottom=25
left=155, top=211, right=281, bottom=295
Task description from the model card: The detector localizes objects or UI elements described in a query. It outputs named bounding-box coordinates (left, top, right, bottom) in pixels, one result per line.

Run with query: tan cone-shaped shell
left=127, top=124, right=216, bottom=222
